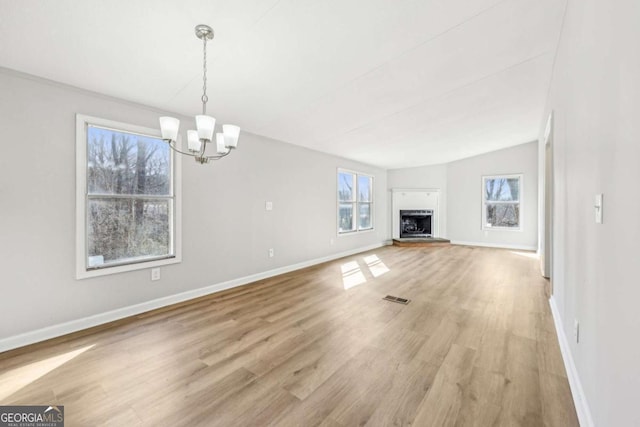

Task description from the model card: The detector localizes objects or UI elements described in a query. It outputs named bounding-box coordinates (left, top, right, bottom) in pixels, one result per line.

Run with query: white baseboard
left=549, top=296, right=595, bottom=427
left=0, top=242, right=386, bottom=354
left=450, top=240, right=537, bottom=251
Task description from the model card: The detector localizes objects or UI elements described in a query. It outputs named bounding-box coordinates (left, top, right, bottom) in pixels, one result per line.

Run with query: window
left=482, top=174, right=522, bottom=230
left=338, top=170, right=373, bottom=233
left=76, top=115, right=181, bottom=278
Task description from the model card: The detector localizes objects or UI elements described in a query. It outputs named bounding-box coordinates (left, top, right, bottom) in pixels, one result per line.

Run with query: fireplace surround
left=391, top=188, right=440, bottom=239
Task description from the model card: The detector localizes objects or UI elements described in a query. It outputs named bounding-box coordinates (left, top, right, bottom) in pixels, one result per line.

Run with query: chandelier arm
left=204, top=150, right=232, bottom=161
left=165, top=140, right=199, bottom=158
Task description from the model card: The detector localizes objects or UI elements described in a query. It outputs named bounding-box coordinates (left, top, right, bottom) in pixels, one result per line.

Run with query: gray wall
left=388, top=143, right=538, bottom=250
left=447, top=142, right=538, bottom=249
left=541, top=0, right=640, bottom=425
left=0, top=69, right=387, bottom=342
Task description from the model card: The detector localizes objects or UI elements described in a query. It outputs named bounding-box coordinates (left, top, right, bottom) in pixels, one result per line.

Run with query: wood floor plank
left=415, top=318, right=461, bottom=366
left=474, top=328, right=509, bottom=374
left=0, top=246, right=578, bottom=426
left=498, top=357, right=543, bottom=426
left=539, top=371, right=580, bottom=427
left=258, top=326, right=373, bottom=400
left=536, top=326, right=569, bottom=378
left=412, top=344, right=477, bottom=427
left=364, top=359, right=440, bottom=427
left=323, top=346, right=398, bottom=425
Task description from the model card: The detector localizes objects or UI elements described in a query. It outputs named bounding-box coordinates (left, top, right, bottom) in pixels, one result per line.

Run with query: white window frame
left=337, top=168, right=374, bottom=235
left=481, top=174, right=523, bottom=231
left=75, top=114, right=182, bottom=279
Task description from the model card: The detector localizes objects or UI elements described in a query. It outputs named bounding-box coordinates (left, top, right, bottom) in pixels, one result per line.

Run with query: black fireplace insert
left=400, top=209, right=433, bottom=238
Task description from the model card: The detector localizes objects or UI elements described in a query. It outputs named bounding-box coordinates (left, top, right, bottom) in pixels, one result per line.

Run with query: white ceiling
left=0, top=0, right=565, bottom=169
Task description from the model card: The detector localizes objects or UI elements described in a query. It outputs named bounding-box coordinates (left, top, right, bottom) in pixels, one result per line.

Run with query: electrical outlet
left=330, top=238, right=335, bottom=245
left=268, top=248, right=274, bottom=258
left=574, top=319, right=580, bottom=343
left=265, top=201, right=273, bottom=211
left=151, top=267, right=161, bottom=281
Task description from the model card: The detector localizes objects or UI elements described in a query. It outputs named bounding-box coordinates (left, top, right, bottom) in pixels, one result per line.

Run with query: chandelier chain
left=201, top=36, right=208, bottom=115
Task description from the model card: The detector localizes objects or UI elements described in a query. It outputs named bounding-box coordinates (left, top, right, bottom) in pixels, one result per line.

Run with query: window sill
left=76, top=255, right=181, bottom=280
left=482, top=227, right=523, bottom=232
left=337, top=228, right=375, bottom=237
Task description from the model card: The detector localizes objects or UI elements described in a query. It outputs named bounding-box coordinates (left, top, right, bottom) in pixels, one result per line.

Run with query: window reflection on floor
left=341, top=260, right=367, bottom=289
left=363, top=254, right=390, bottom=278
left=341, top=254, right=390, bottom=289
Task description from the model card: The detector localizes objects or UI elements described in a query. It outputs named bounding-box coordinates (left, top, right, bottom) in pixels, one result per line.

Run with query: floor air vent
left=383, top=295, right=410, bottom=305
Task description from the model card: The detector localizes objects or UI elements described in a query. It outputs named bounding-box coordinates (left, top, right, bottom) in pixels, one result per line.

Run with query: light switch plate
left=595, top=194, right=603, bottom=224
left=265, top=201, right=273, bottom=211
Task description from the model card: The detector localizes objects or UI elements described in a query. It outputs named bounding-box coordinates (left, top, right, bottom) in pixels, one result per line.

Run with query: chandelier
left=159, top=24, right=240, bottom=164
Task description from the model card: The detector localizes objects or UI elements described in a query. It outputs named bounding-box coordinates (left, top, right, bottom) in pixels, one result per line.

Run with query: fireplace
left=400, top=210, right=433, bottom=238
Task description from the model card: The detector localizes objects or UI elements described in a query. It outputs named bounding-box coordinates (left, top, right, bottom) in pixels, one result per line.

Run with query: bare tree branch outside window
left=483, top=175, right=521, bottom=229
left=86, top=125, right=173, bottom=268
left=338, top=171, right=373, bottom=233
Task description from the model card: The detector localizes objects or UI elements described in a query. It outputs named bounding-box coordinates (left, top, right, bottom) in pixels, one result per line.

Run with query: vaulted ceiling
left=0, top=0, right=565, bottom=168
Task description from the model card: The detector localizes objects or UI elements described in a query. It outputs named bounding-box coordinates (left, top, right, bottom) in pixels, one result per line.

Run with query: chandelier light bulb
left=223, top=124, right=241, bottom=148
left=159, top=117, right=180, bottom=141
left=216, top=133, right=227, bottom=154
left=195, top=115, right=216, bottom=141
left=187, top=130, right=201, bottom=152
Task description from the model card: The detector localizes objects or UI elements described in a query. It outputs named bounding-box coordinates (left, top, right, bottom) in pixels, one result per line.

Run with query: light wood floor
left=0, top=245, right=578, bottom=426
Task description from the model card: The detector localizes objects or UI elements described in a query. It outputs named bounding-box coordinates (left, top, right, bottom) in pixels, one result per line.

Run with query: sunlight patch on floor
left=341, top=260, right=367, bottom=289
left=363, top=254, right=390, bottom=278
left=0, top=344, right=95, bottom=401
left=341, top=254, right=391, bottom=289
